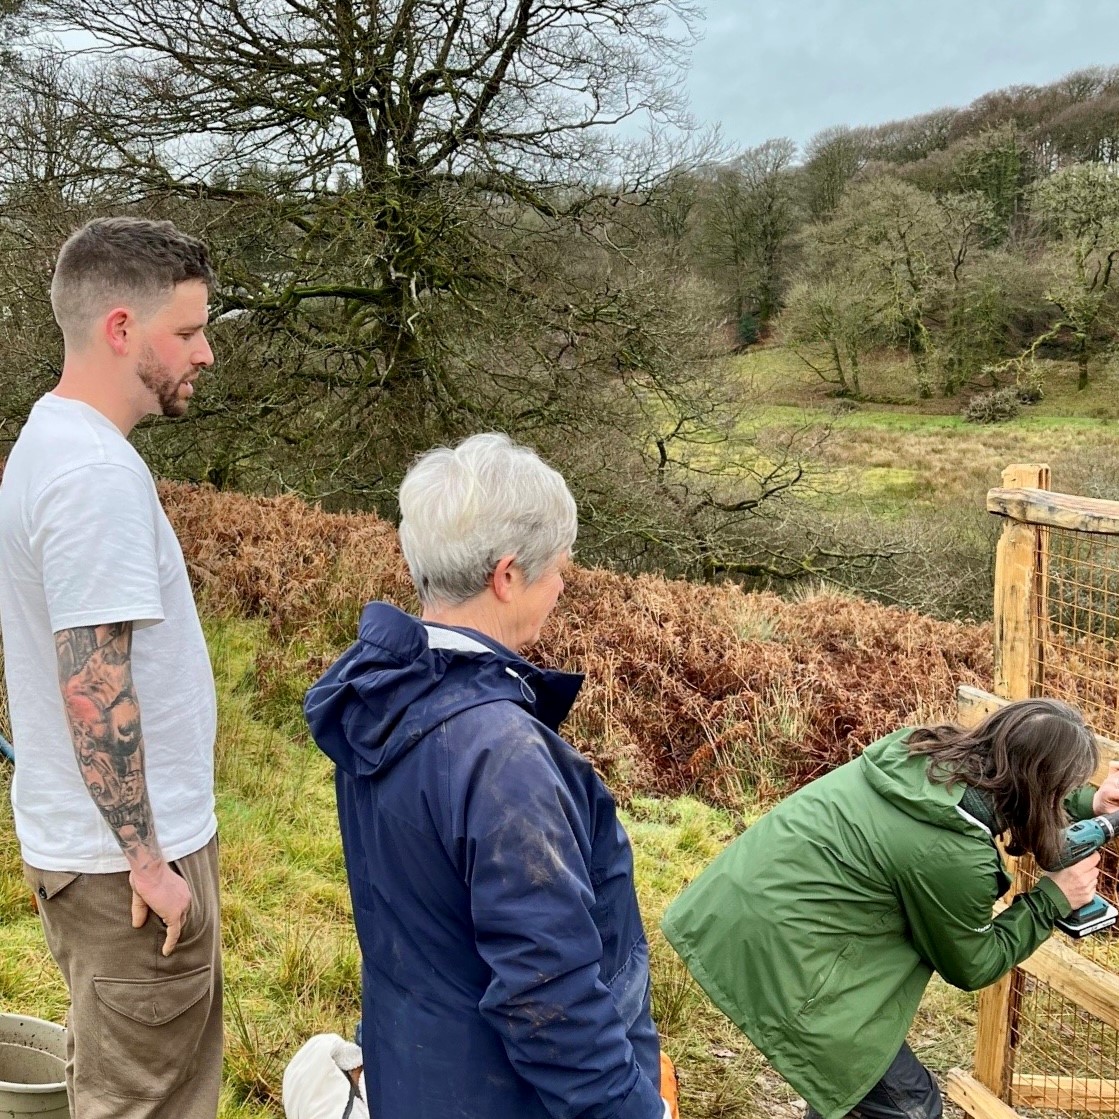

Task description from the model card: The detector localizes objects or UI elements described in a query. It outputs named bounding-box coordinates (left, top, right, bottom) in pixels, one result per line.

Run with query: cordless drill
left=1042, top=809, right=1119, bottom=938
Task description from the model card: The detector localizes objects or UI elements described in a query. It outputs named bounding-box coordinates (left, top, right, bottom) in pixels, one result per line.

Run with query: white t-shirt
left=0, top=394, right=217, bottom=872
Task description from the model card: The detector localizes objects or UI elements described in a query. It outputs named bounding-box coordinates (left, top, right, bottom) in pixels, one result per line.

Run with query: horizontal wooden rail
left=1011, top=1075, right=1119, bottom=1111
left=988, top=487, right=1119, bottom=535
left=983, top=896, right=1119, bottom=1027
left=947, top=1069, right=1021, bottom=1118
left=958, top=685, right=1119, bottom=786
left=1017, top=929, right=1119, bottom=1032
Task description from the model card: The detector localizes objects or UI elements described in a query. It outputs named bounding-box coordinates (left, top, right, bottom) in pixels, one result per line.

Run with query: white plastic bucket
left=0, top=1014, right=69, bottom=1118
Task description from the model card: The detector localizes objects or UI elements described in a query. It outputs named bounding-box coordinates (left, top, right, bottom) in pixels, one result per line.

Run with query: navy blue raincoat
left=304, top=603, right=663, bottom=1119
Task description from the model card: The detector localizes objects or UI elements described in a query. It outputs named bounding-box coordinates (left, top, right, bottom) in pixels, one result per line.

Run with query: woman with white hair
left=304, top=434, right=670, bottom=1119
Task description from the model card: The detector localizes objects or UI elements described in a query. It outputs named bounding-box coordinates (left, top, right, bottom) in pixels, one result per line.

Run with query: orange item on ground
left=661, top=1051, right=680, bottom=1119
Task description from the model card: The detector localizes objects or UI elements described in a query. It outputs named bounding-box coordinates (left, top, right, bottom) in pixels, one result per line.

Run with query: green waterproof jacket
left=661, top=729, right=1096, bottom=1119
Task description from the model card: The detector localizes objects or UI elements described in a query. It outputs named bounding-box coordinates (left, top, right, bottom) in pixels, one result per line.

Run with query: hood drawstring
left=505, top=666, right=537, bottom=706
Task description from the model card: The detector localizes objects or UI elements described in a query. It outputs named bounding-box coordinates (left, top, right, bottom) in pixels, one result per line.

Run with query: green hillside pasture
left=731, top=347, right=1119, bottom=514
left=694, top=348, right=1119, bottom=617
left=0, top=617, right=975, bottom=1117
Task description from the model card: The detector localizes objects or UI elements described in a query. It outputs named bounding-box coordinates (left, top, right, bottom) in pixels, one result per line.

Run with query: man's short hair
left=50, top=217, right=216, bottom=344
left=399, top=433, right=578, bottom=608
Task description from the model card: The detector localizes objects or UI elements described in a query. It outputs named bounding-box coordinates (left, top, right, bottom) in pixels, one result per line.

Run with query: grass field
left=0, top=613, right=979, bottom=1118
left=713, top=344, right=1119, bottom=619
left=735, top=345, right=1119, bottom=513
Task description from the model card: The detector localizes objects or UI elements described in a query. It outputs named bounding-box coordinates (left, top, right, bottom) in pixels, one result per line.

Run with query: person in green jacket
left=662, top=698, right=1119, bottom=1119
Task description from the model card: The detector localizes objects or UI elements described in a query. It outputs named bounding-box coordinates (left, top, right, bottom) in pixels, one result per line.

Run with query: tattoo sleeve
left=55, top=623, right=162, bottom=871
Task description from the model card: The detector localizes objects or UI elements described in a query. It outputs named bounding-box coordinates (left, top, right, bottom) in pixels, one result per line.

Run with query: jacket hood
left=304, top=602, right=584, bottom=778
left=860, top=729, right=981, bottom=837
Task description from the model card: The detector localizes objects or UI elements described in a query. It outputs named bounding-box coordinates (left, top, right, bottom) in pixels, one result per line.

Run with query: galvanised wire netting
left=1039, top=527, right=1119, bottom=740
left=1010, top=974, right=1119, bottom=1117
left=1005, top=523, right=1119, bottom=1117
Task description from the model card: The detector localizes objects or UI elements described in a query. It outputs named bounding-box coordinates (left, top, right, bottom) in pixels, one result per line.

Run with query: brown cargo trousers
left=24, top=836, right=222, bottom=1119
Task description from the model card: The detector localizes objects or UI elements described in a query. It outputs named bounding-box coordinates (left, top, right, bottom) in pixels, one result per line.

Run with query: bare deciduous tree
left=698, top=138, right=799, bottom=324
left=801, top=125, right=866, bottom=219
left=1032, top=162, right=1119, bottom=390
left=3, top=0, right=732, bottom=513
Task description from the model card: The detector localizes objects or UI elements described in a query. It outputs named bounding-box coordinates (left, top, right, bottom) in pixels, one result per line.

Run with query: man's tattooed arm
left=55, top=622, right=162, bottom=872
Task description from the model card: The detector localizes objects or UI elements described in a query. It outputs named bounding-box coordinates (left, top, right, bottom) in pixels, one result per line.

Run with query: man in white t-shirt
left=0, top=217, right=222, bottom=1119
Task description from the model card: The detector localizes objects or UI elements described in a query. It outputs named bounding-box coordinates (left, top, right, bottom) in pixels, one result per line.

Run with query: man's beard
left=137, top=346, right=190, bottom=418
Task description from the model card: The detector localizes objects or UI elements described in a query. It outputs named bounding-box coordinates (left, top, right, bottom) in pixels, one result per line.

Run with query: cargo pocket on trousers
left=22, top=866, right=81, bottom=904
left=92, top=965, right=214, bottom=1100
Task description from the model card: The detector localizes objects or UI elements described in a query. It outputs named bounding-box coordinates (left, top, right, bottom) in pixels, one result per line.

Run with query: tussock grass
left=204, top=620, right=361, bottom=1115
left=626, top=795, right=788, bottom=1117
left=818, top=417, right=1119, bottom=511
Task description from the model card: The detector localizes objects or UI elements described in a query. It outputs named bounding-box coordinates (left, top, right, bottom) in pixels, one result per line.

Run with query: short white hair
left=398, top=433, right=578, bottom=608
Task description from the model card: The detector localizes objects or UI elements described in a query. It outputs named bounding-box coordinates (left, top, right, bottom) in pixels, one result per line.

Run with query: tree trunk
left=846, top=344, right=863, bottom=399
left=830, top=341, right=850, bottom=396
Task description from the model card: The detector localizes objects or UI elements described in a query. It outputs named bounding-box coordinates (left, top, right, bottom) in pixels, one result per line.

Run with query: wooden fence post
left=953, top=475, right=1119, bottom=1119
left=992, top=463, right=1050, bottom=702
left=974, top=463, right=1050, bottom=1100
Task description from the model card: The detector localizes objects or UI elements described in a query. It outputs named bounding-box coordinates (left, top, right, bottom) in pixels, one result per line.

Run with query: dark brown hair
left=50, top=217, right=216, bottom=342
left=908, top=698, right=1098, bottom=868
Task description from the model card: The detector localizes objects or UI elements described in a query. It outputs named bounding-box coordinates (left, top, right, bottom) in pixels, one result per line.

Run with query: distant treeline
left=686, top=67, right=1119, bottom=399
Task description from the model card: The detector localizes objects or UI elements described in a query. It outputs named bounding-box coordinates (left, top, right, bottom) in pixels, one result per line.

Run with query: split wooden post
left=974, top=464, right=1049, bottom=1101
left=992, top=463, right=1050, bottom=703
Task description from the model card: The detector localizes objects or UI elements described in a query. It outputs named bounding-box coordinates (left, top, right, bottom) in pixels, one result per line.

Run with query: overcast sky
left=686, top=0, right=1119, bottom=151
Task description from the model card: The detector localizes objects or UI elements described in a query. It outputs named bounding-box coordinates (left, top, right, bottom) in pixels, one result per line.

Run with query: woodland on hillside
left=1, top=1, right=1118, bottom=604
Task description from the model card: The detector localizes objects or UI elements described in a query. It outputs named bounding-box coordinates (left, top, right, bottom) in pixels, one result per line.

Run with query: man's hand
left=130, top=861, right=192, bottom=956
left=1044, top=851, right=1101, bottom=910
left=1092, top=761, right=1119, bottom=815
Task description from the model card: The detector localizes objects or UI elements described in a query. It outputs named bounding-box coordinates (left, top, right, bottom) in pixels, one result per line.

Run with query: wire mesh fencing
left=1040, top=526, right=1119, bottom=741
left=951, top=469, right=1119, bottom=1119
